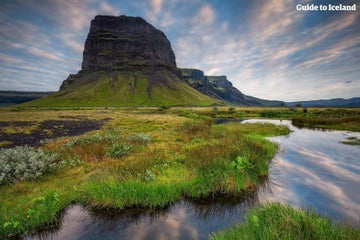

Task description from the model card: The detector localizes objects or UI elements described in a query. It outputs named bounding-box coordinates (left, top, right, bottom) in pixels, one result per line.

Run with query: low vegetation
left=0, top=107, right=358, bottom=238
left=292, top=116, right=360, bottom=131
left=167, top=107, right=360, bottom=132
left=0, top=108, right=288, bottom=238
left=209, top=203, right=360, bottom=240
left=0, top=146, right=60, bottom=185
left=340, top=136, right=360, bottom=146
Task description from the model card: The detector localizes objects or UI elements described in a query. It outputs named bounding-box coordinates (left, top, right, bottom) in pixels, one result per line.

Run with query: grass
left=0, top=108, right=288, bottom=238
left=340, top=136, right=360, bottom=146
left=209, top=203, right=360, bottom=240
left=289, top=108, right=360, bottom=132
left=292, top=116, right=360, bottom=132
left=166, top=107, right=360, bottom=132
left=20, top=71, right=222, bottom=107
left=0, top=107, right=359, bottom=238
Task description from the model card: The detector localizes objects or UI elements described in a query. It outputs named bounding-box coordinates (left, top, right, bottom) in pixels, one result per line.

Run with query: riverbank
left=210, top=203, right=360, bottom=240
left=0, top=108, right=289, bottom=238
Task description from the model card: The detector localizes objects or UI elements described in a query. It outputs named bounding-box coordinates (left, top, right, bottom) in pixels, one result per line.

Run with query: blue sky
left=0, top=0, right=359, bottom=101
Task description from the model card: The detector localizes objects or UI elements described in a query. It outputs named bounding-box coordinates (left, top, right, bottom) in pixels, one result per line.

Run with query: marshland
left=0, top=106, right=359, bottom=239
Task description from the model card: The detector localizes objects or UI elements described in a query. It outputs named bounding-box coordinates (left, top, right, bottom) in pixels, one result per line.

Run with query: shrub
left=143, top=169, right=156, bottom=182
left=260, top=110, right=282, bottom=118
left=106, top=143, right=132, bottom=158
left=0, top=146, right=60, bottom=185
left=127, top=133, right=150, bottom=144
left=158, top=105, right=170, bottom=111
left=230, top=156, right=254, bottom=173
left=65, top=129, right=121, bottom=147
left=228, top=107, right=236, bottom=114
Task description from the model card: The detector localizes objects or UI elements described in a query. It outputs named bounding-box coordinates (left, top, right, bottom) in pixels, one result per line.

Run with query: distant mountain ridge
left=0, top=91, right=52, bottom=106
left=180, top=68, right=283, bottom=106
left=286, top=98, right=360, bottom=107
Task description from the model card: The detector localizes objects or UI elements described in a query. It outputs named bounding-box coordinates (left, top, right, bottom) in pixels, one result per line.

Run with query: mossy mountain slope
left=23, top=71, right=222, bottom=107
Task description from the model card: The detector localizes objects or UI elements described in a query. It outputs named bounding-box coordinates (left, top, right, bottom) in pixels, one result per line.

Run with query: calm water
left=26, top=120, right=360, bottom=239
left=243, top=119, right=360, bottom=224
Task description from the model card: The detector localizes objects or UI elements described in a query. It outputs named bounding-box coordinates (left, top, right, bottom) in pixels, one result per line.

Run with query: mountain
left=0, top=91, right=52, bottom=106
left=180, top=68, right=283, bottom=106
left=23, top=15, right=222, bottom=107
left=286, top=98, right=360, bottom=107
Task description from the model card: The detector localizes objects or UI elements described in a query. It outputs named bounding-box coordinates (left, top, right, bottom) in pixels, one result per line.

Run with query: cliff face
left=180, top=68, right=249, bottom=105
left=81, top=15, right=179, bottom=75
left=180, top=68, right=283, bottom=106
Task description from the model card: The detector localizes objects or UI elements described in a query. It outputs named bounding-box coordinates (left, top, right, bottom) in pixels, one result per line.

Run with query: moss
left=98, top=49, right=113, bottom=56
left=21, top=71, right=222, bottom=107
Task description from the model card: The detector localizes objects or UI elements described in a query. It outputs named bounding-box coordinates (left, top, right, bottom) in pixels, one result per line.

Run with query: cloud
left=191, top=4, right=216, bottom=26
left=99, top=1, right=121, bottom=16
left=0, top=54, right=23, bottom=65
left=22, top=0, right=96, bottom=31
left=0, top=19, right=40, bottom=46
left=57, top=33, right=84, bottom=53
left=150, top=0, right=164, bottom=16
left=145, top=0, right=164, bottom=24
left=250, top=0, right=299, bottom=42
left=27, top=46, right=64, bottom=62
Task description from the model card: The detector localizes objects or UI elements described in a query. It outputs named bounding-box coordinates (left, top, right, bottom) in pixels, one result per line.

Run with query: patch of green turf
left=209, top=203, right=360, bottom=240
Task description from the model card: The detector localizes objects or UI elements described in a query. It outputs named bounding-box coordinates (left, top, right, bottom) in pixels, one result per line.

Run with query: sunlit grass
left=209, top=203, right=360, bottom=240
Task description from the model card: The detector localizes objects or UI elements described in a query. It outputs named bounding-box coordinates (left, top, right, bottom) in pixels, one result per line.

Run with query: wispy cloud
left=99, top=1, right=121, bottom=16
left=22, top=0, right=96, bottom=31
left=26, top=46, right=64, bottom=62
left=145, top=0, right=164, bottom=24
left=0, top=54, right=23, bottom=65
left=191, top=4, right=216, bottom=26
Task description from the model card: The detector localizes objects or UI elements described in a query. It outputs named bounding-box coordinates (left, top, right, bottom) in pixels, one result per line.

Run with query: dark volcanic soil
left=0, top=118, right=111, bottom=148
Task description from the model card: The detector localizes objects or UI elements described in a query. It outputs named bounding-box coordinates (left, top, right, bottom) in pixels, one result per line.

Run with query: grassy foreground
left=1, top=107, right=359, bottom=238
left=0, top=108, right=289, bottom=238
left=210, top=203, right=360, bottom=240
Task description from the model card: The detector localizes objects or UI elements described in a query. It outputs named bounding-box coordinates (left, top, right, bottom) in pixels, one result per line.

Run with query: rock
left=81, top=15, right=180, bottom=76
left=180, top=68, right=250, bottom=105
left=181, top=68, right=206, bottom=82
left=180, top=68, right=282, bottom=106
left=207, top=76, right=233, bottom=89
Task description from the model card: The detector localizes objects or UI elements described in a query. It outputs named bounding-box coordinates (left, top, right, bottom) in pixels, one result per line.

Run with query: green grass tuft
left=209, top=203, right=360, bottom=240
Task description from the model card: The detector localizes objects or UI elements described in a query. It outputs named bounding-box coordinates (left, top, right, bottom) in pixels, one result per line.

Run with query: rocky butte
left=23, top=15, right=281, bottom=107
left=81, top=15, right=179, bottom=75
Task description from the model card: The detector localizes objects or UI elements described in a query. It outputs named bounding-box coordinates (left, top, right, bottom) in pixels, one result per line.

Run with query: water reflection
left=26, top=119, right=360, bottom=239
left=243, top=119, right=360, bottom=225
left=26, top=193, right=259, bottom=240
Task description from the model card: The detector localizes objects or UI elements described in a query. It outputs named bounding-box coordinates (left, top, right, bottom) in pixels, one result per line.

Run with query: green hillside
left=22, top=71, right=223, bottom=107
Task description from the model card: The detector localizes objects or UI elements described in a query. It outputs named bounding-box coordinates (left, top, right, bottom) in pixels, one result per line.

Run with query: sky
left=0, top=0, right=359, bottom=101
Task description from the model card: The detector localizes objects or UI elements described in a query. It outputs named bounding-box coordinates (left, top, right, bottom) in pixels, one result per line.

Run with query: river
left=26, top=119, right=360, bottom=239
